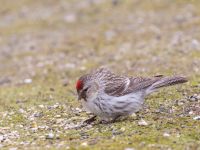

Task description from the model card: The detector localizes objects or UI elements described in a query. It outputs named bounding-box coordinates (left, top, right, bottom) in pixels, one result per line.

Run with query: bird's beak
left=78, top=93, right=81, bottom=100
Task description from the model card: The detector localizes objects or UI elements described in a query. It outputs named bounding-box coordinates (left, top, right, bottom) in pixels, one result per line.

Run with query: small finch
left=76, top=68, right=187, bottom=124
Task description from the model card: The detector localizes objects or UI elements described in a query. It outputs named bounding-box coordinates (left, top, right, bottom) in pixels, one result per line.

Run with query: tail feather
left=151, top=76, right=188, bottom=90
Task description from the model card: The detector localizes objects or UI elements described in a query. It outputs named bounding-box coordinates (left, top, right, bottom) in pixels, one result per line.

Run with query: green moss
left=0, top=0, right=200, bottom=149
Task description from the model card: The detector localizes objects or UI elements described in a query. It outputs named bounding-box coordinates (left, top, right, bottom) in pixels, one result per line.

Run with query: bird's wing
left=92, top=68, right=130, bottom=97
left=104, top=75, right=163, bottom=97
left=104, top=75, right=129, bottom=97
left=121, top=76, right=162, bottom=95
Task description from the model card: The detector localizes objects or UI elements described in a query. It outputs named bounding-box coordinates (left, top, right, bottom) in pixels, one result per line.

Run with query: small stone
left=177, top=100, right=185, bottom=106
left=75, top=107, right=82, bottom=113
left=188, top=94, right=198, bottom=101
left=39, top=136, right=45, bottom=139
left=124, top=148, right=135, bottom=150
left=49, top=95, right=53, bottom=99
left=31, top=121, right=38, bottom=128
left=34, top=112, right=42, bottom=117
left=31, top=128, right=38, bottom=132
left=131, top=113, right=137, bottom=117
left=191, top=39, right=200, bottom=49
left=4, top=139, right=12, bottom=144
left=18, top=108, right=25, bottom=114
left=193, top=116, right=200, bottom=120
left=56, top=118, right=64, bottom=124
left=190, top=97, right=196, bottom=101
left=9, top=148, right=17, bottom=150
left=29, top=117, right=35, bottom=121
left=64, top=13, right=77, bottom=23
left=62, top=79, right=69, bottom=86
left=176, top=134, right=180, bottom=138
left=49, top=88, right=55, bottom=91
left=46, top=133, right=54, bottom=139
left=81, top=142, right=88, bottom=146
left=24, top=78, right=32, bottom=84
left=189, top=111, right=193, bottom=115
left=138, top=119, right=148, bottom=126
left=9, top=111, right=15, bottom=115
left=197, top=95, right=200, bottom=100
left=0, top=77, right=11, bottom=85
left=0, top=135, right=4, bottom=141
left=38, top=105, right=44, bottom=108
left=38, top=125, right=49, bottom=130
left=80, top=66, right=86, bottom=71
left=120, top=127, right=126, bottom=132
left=163, top=132, right=170, bottom=137
left=16, top=124, right=24, bottom=128
left=55, top=115, right=61, bottom=118
left=105, top=30, right=116, bottom=41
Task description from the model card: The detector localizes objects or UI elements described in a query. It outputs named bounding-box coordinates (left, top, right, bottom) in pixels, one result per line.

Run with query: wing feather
left=92, top=68, right=163, bottom=97
left=104, top=76, right=163, bottom=97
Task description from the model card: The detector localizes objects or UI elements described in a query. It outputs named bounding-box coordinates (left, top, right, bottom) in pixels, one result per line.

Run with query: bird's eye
left=83, top=88, right=88, bottom=92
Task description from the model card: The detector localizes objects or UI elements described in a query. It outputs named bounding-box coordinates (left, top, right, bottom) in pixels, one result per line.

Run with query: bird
left=76, top=67, right=187, bottom=124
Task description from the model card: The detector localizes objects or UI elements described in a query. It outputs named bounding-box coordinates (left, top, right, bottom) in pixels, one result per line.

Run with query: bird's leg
left=99, top=120, right=109, bottom=124
left=83, top=115, right=97, bottom=124
left=110, top=115, right=121, bottom=123
left=99, top=115, right=121, bottom=124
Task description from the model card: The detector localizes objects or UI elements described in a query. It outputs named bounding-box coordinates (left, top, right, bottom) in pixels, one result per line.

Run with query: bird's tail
left=147, top=76, right=188, bottom=94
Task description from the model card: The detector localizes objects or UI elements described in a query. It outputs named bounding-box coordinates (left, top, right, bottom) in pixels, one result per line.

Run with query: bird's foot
left=83, top=116, right=97, bottom=124
left=99, top=120, right=111, bottom=124
left=99, top=117, right=120, bottom=124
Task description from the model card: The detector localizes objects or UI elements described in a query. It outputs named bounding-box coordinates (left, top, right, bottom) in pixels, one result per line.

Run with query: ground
left=0, top=0, right=200, bottom=149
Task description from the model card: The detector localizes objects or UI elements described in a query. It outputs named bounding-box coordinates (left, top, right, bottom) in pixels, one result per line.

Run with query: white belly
left=81, top=92, right=145, bottom=120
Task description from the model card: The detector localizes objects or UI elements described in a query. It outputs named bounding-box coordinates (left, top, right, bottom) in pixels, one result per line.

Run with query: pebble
left=120, top=127, right=126, bottom=132
left=34, top=112, right=42, bottom=117
left=0, top=135, right=4, bottom=141
left=62, top=79, right=69, bottom=86
left=31, top=121, right=38, bottom=128
left=9, top=148, right=17, bottom=150
left=193, top=116, right=200, bottom=120
left=105, top=30, right=116, bottom=41
left=163, top=132, right=170, bottom=137
left=31, top=128, right=38, bottom=133
left=55, top=115, right=61, bottom=118
left=29, top=117, right=35, bottom=121
left=81, top=142, right=88, bottom=146
left=191, top=39, right=200, bottom=49
left=75, top=107, right=82, bottom=112
left=188, top=94, right=200, bottom=101
left=66, top=146, right=70, bottom=149
left=0, top=77, right=11, bottom=85
left=18, top=108, right=26, bottom=114
left=46, top=133, right=54, bottom=139
left=23, top=78, right=32, bottom=84
left=4, top=139, right=12, bottom=144
left=131, top=113, right=137, bottom=118
left=38, top=105, right=44, bottom=108
left=64, top=13, right=77, bottom=23
left=56, top=118, right=64, bottom=124
left=124, top=148, right=135, bottom=150
left=138, top=119, right=148, bottom=126
left=38, top=125, right=48, bottom=130
left=16, top=124, right=24, bottom=128
left=189, top=111, right=193, bottom=115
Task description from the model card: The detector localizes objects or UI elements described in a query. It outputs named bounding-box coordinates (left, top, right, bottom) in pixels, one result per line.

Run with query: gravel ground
left=0, top=0, right=200, bottom=149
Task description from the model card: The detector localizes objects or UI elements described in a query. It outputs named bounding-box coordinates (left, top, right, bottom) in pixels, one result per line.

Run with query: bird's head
left=76, top=75, right=99, bottom=101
